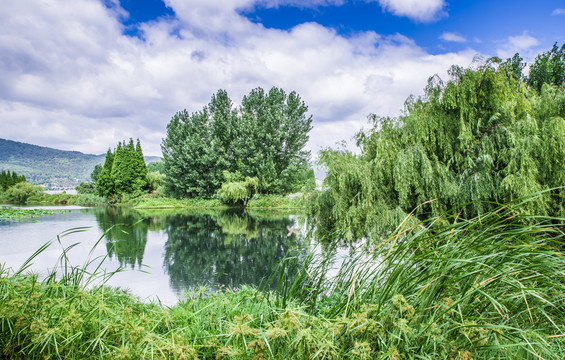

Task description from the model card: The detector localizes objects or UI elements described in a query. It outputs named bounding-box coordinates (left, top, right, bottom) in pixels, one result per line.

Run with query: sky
left=1, top=0, right=564, bottom=157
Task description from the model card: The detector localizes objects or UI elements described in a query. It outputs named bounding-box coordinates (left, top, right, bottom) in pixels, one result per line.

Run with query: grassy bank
left=26, top=193, right=106, bottom=207
left=130, top=194, right=305, bottom=210
left=1, top=198, right=564, bottom=359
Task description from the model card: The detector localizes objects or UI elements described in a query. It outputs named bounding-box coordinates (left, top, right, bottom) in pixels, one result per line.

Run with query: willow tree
left=312, top=54, right=565, bottom=240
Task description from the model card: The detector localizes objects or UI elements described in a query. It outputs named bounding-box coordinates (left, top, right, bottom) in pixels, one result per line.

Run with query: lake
left=0, top=205, right=311, bottom=305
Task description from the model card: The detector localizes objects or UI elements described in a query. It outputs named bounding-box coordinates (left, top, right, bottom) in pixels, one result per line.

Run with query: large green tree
left=162, top=87, right=312, bottom=198
left=311, top=52, right=565, bottom=240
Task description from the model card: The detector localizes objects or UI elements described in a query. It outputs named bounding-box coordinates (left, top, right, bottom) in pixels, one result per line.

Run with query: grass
left=26, top=193, right=106, bottom=207
left=130, top=194, right=305, bottom=210
left=130, top=196, right=227, bottom=209
left=1, top=195, right=564, bottom=359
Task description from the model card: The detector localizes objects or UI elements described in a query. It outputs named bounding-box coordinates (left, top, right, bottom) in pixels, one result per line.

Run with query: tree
left=96, top=139, right=149, bottom=198
left=147, top=161, right=165, bottom=173
left=75, top=182, right=96, bottom=194
left=237, top=87, right=313, bottom=194
left=90, top=164, right=102, bottom=183
left=162, top=87, right=313, bottom=198
left=133, top=139, right=148, bottom=191
left=96, top=148, right=115, bottom=197
left=0, top=170, right=26, bottom=191
left=310, top=54, right=565, bottom=240
left=216, top=171, right=259, bottom=206
left=528, top=43, right=565, bottom=93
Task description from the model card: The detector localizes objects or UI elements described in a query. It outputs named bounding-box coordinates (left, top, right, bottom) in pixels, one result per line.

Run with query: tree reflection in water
left=94, top=206, right=149, bottom=269
left=162, top=209, right=305, bottom=295
left=94, top=207, right=306, bottom=296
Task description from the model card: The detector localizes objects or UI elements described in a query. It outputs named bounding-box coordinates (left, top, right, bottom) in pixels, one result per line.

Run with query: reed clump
left=1, top=196, right=565, bottom=359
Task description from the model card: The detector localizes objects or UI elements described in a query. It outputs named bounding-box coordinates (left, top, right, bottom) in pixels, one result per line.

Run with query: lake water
left=0, top=206, right=312, bottom=305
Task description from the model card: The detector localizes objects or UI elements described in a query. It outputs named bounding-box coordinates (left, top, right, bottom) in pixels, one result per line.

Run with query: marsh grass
left=1, top=195, right=564, bottom=359
left=273, top=194, right=565, bottom=358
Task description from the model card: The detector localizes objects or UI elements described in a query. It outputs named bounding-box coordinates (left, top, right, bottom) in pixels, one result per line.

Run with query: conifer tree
left=134, top=139, right=148, bottom=191
left=96, top=148, right=115, bottom=197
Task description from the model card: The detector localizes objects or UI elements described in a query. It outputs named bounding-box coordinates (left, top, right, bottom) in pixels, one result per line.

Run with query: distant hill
left=0, top=138, right=160, bottom=190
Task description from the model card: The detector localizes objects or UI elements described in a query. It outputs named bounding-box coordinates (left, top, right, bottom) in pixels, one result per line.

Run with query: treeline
left=95, top=139, right=148, bottom=199
left=0, top=170, right=26, bottom=191
left=310, top=44, right=565, bottom=239
left=162, top=87, right=314, bottom=199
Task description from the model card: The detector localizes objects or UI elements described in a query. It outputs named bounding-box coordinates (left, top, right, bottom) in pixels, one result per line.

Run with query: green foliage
left=95, top=139, right=149, bottom=198
left=0, top=169, right=26, bottom=191
left=75, top=182, right=96, bottom=194
left=162, top=87, right=312, bottom=198
left=311, top=53, right=565, bottom=239
left=276, top=198, right=565, bottom=359
left=95, top=148, right=114, bottom=197
left=4, top=182, right=43, bottom=203
left=26, top=193, right=105, bottom=206
left=216, top=171, right=259, bottom=206
left=146, top=160, right=164, bottom=173
left=528, top=42, right=565, bottom=93
left=146, top=171, right=165, bottom=192
left=247, top=194, right=304, bottom=209
left=90, top=164, right=102, bottom=183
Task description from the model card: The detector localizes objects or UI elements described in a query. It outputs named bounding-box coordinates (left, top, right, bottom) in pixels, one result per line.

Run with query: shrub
left=4, top=182, right=43, bottom=203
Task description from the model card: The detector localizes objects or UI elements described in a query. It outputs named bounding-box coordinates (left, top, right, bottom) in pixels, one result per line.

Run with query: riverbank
left=129, top=194, right=304, bottom=210
left=18, top=192, right=306, bottom=211
left=1, top=200, right=564, bottom=359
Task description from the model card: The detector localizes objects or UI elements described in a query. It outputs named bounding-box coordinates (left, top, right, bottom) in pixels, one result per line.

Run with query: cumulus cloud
left=496, top=32, right=540, bottom=59
left=0, top=0, right=474, bottom=156
left=371, top=0, right=447, bottom=22
left=552, top=8, right=565, bottom=15
left=439, top=32, right=467, bottom=43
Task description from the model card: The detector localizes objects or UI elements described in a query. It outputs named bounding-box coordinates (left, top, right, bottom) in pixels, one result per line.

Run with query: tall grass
left=273, top=195, right=565, bottom=358
left=1, top=195, right=564, bottom=359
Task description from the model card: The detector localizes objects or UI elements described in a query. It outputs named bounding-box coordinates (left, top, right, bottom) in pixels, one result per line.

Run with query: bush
left=147, top=171, right=165, bottom=191
left=75, top=182, right=96, bottom=194
left=4, top=182, right=43, bottom=203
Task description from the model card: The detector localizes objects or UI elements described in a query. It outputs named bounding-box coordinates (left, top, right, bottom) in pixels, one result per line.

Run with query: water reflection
left=94, top=207, right=149, bottom=269
left=93, top=207, right=305, bottom=296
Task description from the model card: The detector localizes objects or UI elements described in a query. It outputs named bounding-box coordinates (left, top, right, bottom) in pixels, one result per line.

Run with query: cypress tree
left=96, top=148, right=115, bottom=197
left=134, top=139, right=148, bottom=191
left=111, top=142, right=126, bottom=194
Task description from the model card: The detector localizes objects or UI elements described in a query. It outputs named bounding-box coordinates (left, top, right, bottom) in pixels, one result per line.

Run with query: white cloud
left=552, top=8, right=565, bottom=15
left=496, top=32, right=540, bottom=59
left=0, top=0, right=475, bottom=157
left=439, top=32, right=467, bottom=43
left=371, top=0, right=447, bottom=22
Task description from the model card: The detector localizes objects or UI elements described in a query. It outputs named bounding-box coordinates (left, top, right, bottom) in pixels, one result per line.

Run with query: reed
left=273, top=194, right=565, bottom=358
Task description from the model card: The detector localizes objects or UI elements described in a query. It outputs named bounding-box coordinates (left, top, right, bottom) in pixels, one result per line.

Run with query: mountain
left=0, top=138, right=160, bottom=190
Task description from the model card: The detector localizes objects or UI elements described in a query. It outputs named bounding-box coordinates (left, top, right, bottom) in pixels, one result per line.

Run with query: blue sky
left=1, top=0, right=564, bottom=156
